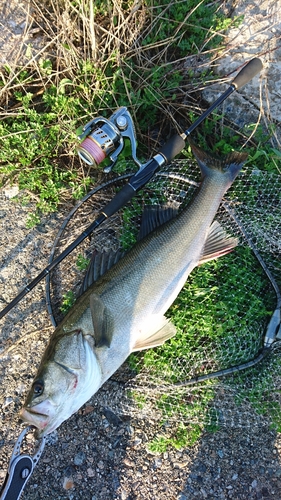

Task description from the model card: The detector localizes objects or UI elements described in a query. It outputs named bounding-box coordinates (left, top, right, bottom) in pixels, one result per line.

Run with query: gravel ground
left=1, top=183, right=281, bottom=500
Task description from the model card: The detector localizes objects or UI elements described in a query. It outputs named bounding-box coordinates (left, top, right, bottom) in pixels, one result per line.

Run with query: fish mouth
left=20, top=405, right=52, bottom=431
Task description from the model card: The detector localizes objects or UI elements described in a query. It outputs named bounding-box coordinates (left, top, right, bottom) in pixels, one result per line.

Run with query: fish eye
left=32, top=380, right=44, bottom=396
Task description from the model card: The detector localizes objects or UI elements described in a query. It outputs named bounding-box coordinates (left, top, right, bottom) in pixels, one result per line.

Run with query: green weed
left=0, top=0, right=236, bottom=222
left=76, top=254, right=90, bottom=271
left=148, top=423, right=202, bottom=453
left=60, top=290, right=76, bottom=314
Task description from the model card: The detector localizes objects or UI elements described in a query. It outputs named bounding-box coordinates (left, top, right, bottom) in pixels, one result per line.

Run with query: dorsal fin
left=138, top=203, right=179, bottom=241
left=78, top=249, right=125, bottom=296
left=199, top=221, right=238, bottom=265
left=79, top=203, right=178, bottom=295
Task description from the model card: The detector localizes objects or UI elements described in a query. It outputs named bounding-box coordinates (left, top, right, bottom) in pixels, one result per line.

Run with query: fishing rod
left=0, top=57, right=263, bottom=321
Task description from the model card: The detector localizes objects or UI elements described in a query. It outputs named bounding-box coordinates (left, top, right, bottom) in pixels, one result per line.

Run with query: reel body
left=77, top=106, right=142, bottom=172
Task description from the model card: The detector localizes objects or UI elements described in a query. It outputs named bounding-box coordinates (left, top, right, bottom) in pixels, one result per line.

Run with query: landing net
left=46, top=158, right=281, bottom=433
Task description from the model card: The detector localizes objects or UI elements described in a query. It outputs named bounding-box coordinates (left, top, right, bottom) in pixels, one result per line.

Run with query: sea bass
left=20, top=141, right=247, bottom=436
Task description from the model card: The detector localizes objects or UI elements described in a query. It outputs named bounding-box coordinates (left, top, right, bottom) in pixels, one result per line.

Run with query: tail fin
left=188, top=138, right=248, bottom=182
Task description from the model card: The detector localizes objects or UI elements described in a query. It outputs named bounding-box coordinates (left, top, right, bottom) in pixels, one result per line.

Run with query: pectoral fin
left=132, top=316, right=177, bottom=352
left=199, top=221, right=238, bottom=265
left=90, top=293, right=114, bottom=348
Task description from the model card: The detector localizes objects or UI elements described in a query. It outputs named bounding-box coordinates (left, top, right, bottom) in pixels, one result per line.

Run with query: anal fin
left=199, top=220, right=238, bottom=265
left=132, top=316, right=177, bottom=352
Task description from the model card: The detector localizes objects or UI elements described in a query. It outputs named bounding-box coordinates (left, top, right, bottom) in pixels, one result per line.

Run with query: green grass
left=148, top=423, right=202, bottom=453
left=0, top=0, right=239, bottom=220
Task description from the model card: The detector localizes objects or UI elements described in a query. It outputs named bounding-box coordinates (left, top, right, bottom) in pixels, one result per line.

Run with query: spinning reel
left=77, top=107, right=142, bottom=173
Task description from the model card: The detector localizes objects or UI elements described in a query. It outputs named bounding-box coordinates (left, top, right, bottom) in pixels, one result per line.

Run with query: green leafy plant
left=76, top=254, right=90, bottom=271
left=0, top=0, right=237, bottom=222
left=60, top=290, right=76, bottom=314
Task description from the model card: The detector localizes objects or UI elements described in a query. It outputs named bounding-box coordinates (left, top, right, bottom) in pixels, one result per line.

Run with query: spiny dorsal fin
left=138, top=203, right=179, bottom=241
left=132, top=315, right=177, bottom=352
left=78, top=249, right=125, bottom=296
left=90, top=293, right=114, bottom=348
left=199, top=221, right=238, bottom=265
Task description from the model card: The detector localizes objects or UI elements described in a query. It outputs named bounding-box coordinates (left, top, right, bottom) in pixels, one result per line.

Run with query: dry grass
left=0, top=0, right=238, bottom=140
left=1, top=0, right=278, bottom=213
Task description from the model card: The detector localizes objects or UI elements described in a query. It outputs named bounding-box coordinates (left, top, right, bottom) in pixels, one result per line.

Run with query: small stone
left=102, top=407, right=122, bottom=426
left=232, top=473, right=238, bottom=480
left=173, top=461, right=189, bottom=469
left=126, top=425, right=134, bottom=436
left=217, top=450, right=224, bottom=458
left=132, top=438, right=142, bottom=448
left=4, top=186, right=19, bottom=199
left=64, top=465, right=75, bottom=477
left=63, top=477, right=74, bottom=490
left=36, top=224, right=48, bottom=233
left=251, top=479, right=258, bottom=488
left=196, top=463, right=207, bottom=473
left=3, top=397, right=13, bottom=407
left=82, top=405, right=94, bottom=415
left=123, top=458, right=134, bottom=467
left=74, top=451, right=86, bottom=466
left=87, top=467, right=95, bottom=477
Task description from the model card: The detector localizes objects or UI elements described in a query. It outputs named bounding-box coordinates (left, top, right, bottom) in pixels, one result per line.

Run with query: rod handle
left=231, top=58, right=263, bottom=90
left=158, top=134, right=186, bottom=162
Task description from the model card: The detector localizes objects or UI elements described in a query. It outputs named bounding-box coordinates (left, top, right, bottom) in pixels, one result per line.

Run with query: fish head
left=20, top=330, right=102, bottom=436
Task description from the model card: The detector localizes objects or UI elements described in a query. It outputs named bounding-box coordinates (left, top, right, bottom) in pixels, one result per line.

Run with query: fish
left=20, top=140, right=248, bottom=436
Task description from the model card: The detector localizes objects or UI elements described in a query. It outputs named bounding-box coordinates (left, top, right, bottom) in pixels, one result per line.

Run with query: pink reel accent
left=79, top=137, right=106, bottom=165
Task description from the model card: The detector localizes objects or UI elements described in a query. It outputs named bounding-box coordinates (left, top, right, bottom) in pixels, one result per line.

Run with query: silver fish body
left=20, top=142, right=247, bottom=435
